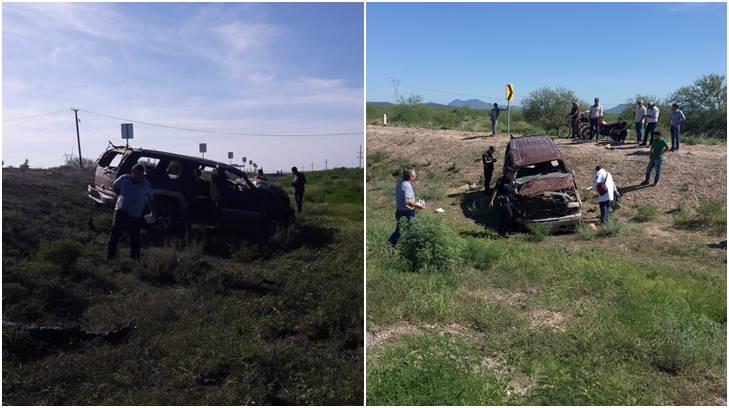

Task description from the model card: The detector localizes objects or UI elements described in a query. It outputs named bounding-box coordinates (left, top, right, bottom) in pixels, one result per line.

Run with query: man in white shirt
left=634, top=100, right=647, bottom=144
left=642, top=102, right=660, bottom=146
left=593, top=165, right=618, bottom=224
left=588, top=98, right=603, bottom=141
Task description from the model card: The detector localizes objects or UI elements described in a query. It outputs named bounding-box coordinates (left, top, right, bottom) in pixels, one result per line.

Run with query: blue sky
left=367, top=2, right=727, bottom=108
left=3, top=3, right=363, bottom=170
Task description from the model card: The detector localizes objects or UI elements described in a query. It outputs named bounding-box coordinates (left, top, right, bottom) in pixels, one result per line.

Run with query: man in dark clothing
left=481, top=146, right=497, bottom=194
left=490, top=103, right=503, bottom=136
left=489, top=167, right=518, bottom=238
left=291, top=166, right=307, bottom=213
left=108, top=163, right=155, bottom=260
left=566, top=101, right=581, bottom=138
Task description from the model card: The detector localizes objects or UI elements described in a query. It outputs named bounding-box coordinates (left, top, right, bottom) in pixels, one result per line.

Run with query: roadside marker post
left=506, top=83, right=515, bottom=136
left=199, top=143, right=207, bottom=159
left=228, top=151, right=234, bottom=165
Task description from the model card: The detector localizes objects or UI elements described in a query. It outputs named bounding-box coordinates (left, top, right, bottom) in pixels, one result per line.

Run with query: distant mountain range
left=604, top=103, right=631, bottom=114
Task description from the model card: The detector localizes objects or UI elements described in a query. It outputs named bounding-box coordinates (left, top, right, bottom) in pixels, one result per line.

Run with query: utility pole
left=71, top=108, right=83, bottom=168
left=311, top=162, right=314, bottom=172
left=325, top=159, right=328, bottom=171
left=390, top=78, right=401, bottom=103
left=358, top=145, right=363, bottom=168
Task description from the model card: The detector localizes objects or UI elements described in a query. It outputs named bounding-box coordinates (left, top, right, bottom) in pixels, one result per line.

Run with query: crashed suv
left=88, top=145, right=294, bottom=242
left=502, top=136, right=582, bottom=231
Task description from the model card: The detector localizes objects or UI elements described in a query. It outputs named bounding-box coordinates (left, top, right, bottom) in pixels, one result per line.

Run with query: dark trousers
left=644, top=122, right=657, bottom=145
left=589, top=118, right=599, bottom=140
left=294, top=190, right=304, bottom=213
left=599, top=200, right=610, bottom=224
left=571, top=117, right=580, bottom=138
left=107, top=209, right=143, bottom=260
left=670, top=125, right=680, bottom=150
left=498, top=204, right=513, bottom=236
left=388, top=209, right=416, bottom=246
left=483, top=167, right=494, bottom=193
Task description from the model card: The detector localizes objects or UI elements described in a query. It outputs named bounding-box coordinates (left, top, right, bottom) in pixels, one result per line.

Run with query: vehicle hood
left=518, top=174, right=575, bottom=197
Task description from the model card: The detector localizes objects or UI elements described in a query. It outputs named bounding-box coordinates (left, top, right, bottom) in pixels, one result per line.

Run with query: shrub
left=232, top=243, right=274, bottom=262
left=398, top=214, right=462, bottom=273
left=139, top=246, right=179, bottom=285
left=37, top=239, right=83, bottom=273
left=576, top=223, right=597, bottom=240
left=527, top=224, right=550, bottom=242
left=461, top=238, right=500, bottom=270
left=674, top=199, right=726, bottom=235
left=634, top=204, right=658, bottom=222
left=595, top=218, right=623, bottom=237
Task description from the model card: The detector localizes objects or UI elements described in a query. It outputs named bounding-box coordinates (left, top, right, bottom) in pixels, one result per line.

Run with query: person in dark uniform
left=489, top=167, right=518, bottom=238
left=291, top=166, right=307, bottom=213
left=566, top=100, right=581, bottom=138
left=481, top=146, right=497, bottom=194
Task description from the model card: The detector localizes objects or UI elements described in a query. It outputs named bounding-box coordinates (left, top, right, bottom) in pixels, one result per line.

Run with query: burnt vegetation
left=2, top=165, right=363, bottom=405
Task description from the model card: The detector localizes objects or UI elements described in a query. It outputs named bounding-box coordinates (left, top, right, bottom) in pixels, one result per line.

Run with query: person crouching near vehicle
left=107, top=163, right=155, bottom=260
left=387, top=168, right=426, bottom=246
left=489, top=167, right=518, bottom=238
left=593, top=165, right=617, bottom=224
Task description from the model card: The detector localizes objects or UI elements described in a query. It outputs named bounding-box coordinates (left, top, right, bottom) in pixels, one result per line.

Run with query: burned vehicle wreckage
left=88, top=145, right=295, bottom=243
left=503, top=136, right=582, bottom=231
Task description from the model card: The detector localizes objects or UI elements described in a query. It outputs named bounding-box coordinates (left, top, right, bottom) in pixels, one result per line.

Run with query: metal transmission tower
left=390, top=78, right=401, bottom=103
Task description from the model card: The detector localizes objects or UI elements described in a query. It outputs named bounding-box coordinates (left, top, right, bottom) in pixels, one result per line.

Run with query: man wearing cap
left=669, top=103, right=686, bottom=151
left=107, top=163, right=156, bottom=260
left=634, top=100, right=647, bottom=144
left=489, top=167, right=518, bottom=238
left=588, top=98, right=603, bottom=140
left=642, top=102, right=660, bottom=146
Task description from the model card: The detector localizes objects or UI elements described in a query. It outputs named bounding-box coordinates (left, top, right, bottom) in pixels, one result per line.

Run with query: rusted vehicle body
left=503, top=136, right=582, bottom=231
left=88, top=146, right=294, bottom=242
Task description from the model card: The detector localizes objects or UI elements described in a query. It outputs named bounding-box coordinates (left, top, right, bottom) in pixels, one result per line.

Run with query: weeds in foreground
left=673, top=200, right=726, bottom=235
left=633, top=204, right=658, bottom=222
left=527, top=224, right=550, bottom=242
left=399, top=213, right=462, bottom=273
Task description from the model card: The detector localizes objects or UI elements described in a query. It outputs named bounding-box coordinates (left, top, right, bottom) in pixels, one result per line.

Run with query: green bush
left=674, top=200, right=726, bottom=235
left=595, top=218, right=623, bottom=237
left=634, top=204, right=658, bottom=222
left=398, top=214, right=462, bottom=273
left=576, top=223, right=597, bottom=240
left=37, top=239, right=83, bottom=273
left=461, top=238, right=500, bottom=270
left=527, top=224, right=550, bottom=242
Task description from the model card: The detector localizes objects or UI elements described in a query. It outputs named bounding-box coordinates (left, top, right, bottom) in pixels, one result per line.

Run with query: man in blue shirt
left=107, top=163, right=155, bottom=260
left=387, top=168, right=425, bottom=246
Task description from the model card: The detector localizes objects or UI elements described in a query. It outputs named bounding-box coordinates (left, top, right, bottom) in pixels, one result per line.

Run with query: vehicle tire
left=152, top=198, right=181, bottom=232
left=557, top=124, right=572, bottom=138
left=580, top=126, right=591, bottom=140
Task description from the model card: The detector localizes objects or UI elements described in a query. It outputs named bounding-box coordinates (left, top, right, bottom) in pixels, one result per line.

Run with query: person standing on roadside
left=107, top=163, right=155, bottom=261
left=566, top=101, right=581, bottom=139
left=593, top=165, right=617, bottom=224
left=589, top=98, right=603, bottom=140
left=641, top=131, right=669, bottom=186
left=643, top=102, right=660, bottom=146
left=490, top=103, right=503, bottom=136
left=489, top=167, right=518, bottom=238
left=482, top=146, right=497, bottom=194
left=291, top=166, right=307, bottom=213
left=387, top=169, right=425, bottom=246
left=669, top=103, right=686, bottom=151
left=634, top=100, right=647, bottom=144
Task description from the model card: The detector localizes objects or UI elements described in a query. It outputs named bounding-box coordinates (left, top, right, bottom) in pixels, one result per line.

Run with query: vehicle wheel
left=557, top=124, right=572, bottom=138
left=153, top=198, right=181, bottom=232
left=268, top=220, right=292, bottom=248
left=580, top=126, right=591, bottom=140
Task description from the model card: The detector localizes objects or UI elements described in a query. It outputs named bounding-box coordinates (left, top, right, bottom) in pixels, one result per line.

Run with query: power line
left=76, top=108, right=361, bottom=137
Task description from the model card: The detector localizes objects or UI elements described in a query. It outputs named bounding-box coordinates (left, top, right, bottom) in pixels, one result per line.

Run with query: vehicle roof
left=508, top=136, right=565, bottom=167
left=112, top=147, right=241, bottom=172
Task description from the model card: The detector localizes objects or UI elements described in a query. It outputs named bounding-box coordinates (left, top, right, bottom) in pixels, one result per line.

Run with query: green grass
left=634, top=204, right=658, bottom=222
left=2, top=166, right=363, bottom=405
left=366, top=148, right=726, bottom=405
left=673, top=199, right=726, bottom=236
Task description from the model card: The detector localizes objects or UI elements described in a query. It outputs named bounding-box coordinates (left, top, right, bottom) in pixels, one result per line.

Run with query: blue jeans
left=644, top=159, right=662, bottom=183
left=670, top=125, right=680, bottom=150
left=634, top=122, right=644, bottom=144
left=589, top=118, right=599, bottom=139
left=644, top=122, right=657, bottom=144
left=388, top=209, right=416, bottom=246
left=599, top=200, right=610, bottom=224
left=491, top=119, right=498, bottom=135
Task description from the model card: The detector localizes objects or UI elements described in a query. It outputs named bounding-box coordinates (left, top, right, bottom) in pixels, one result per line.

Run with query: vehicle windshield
left=516, top=160, right=568, bottom=183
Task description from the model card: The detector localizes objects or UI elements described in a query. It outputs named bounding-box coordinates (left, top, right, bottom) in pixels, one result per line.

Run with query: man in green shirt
left=641, top=131, right=669, bottom=186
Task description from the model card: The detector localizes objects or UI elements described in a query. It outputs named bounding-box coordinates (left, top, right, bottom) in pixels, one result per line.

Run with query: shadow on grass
left=619, top=183, right=653, bottom=194
left=459, top=190, right=502, bottom=232
left=289, top=225, right=337, bottom=249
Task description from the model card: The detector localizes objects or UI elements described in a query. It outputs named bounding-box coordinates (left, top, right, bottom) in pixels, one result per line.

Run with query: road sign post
left=121, top=123, right=134, bottom=148
left=228, top=152, right=233, bottom=165
left=506, top=83, right=515, bottom=136
left=199, top=143, right=207, bottom=159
